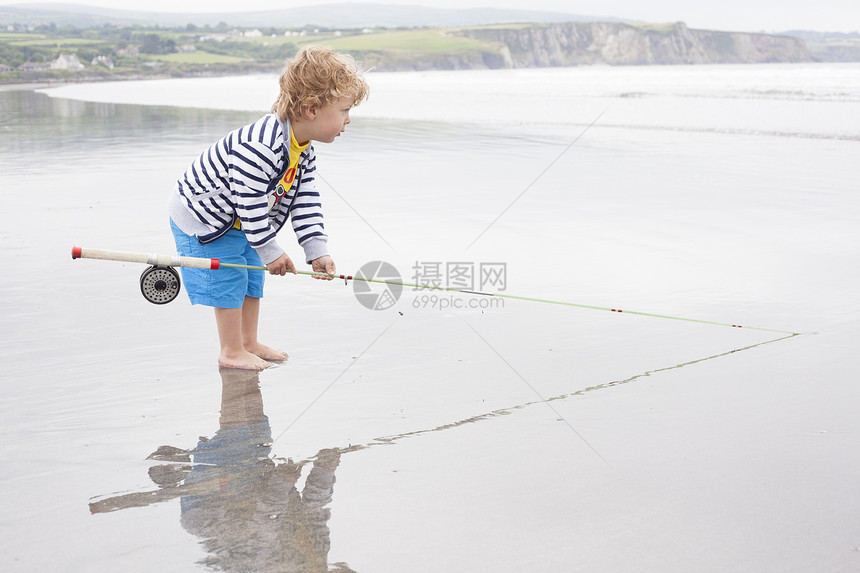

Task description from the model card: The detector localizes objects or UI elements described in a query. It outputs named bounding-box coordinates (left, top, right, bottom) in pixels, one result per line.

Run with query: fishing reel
left=139, top=265, right=181, bottom=305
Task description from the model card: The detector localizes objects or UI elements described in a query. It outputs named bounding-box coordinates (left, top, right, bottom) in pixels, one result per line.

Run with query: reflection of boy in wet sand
left=90, top=368, right=352, bottom=572
left=168, top=45, right=369, bottom=370
left=181, top=368, right=342, bottom=571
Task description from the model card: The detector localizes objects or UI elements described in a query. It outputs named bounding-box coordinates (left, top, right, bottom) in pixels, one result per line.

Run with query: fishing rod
left=71, top=246, right=800, bottom=335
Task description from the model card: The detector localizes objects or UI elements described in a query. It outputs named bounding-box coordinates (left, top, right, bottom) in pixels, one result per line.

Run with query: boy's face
left=303, top=97, right=355, bottom=143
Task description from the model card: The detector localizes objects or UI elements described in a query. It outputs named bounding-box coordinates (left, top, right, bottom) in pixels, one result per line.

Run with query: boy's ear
left=302, top=104, right=318, bottom=121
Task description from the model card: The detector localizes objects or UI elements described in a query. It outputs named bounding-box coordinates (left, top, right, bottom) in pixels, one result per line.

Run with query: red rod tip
left=71, top=246, right=82, bottom=259
left=211, top=259, right=220, bottom=270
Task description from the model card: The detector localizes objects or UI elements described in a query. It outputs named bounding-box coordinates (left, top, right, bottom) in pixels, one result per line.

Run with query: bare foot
left=246, top=342, right=288, bottom=362
left=219, top=349, right=271, bottom=371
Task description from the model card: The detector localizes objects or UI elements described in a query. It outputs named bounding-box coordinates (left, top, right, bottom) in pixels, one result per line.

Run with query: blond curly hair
left=272, top=45, right=369, bottom=121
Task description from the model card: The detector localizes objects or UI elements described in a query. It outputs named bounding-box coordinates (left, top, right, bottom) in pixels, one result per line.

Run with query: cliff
left=452, top=21, right=814, bottom=68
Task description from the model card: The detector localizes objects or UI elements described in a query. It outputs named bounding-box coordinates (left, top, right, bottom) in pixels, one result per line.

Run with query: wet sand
left=2, top=65, right=860, bottom=571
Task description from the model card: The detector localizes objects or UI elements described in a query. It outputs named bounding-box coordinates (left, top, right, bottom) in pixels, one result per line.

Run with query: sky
left=1, top=0, right=858, bottom=33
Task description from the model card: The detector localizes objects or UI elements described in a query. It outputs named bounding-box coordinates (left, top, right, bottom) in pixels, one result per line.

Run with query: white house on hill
left=92, top=55, right=114, bottom=69
left=51, top=54, right=85, bottom=71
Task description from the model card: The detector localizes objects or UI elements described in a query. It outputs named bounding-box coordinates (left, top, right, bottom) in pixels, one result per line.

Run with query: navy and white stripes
left=170, top=114, right=328, bottom=264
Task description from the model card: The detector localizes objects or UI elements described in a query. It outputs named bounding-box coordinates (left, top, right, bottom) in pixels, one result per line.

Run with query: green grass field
left=0, top=32, right=43, bottom=41
left=149, top=51, right=246, bottom=64
left=7, top=37, right=106, bottom=47
left=450, top=23, right=536, bottom=32
left=237, top=28, right=490, bottom=54
left=304, top=29, right=489, bottom=53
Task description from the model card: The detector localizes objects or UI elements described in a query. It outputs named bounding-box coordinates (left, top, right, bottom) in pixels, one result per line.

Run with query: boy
left=168, top=46, right=369, bottom=370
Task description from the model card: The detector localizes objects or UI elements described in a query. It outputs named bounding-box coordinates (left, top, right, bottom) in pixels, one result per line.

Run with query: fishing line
left=465, top=106, right=611, bottom=251
left=72, top=247, right=801, bottom=462
left=316, top=172, right=397, bottom=252
left=465, top=320, right=610, bottom=465
left=270, top=316, right=399, bottom=446
left=289, top=331, right=799, bottom=465
left=71, top=246, right=800, bottom=335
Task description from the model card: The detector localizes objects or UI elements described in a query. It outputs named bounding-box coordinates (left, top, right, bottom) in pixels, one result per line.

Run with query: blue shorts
left=170, top=219, right=265, bottom=309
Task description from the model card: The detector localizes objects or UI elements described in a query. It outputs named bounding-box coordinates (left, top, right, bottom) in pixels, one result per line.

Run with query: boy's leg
left=172, top=220, right=277, bottom=369
left=215, top=306, right=271, bottom=371
left=241, top=296, right=288, bottom=362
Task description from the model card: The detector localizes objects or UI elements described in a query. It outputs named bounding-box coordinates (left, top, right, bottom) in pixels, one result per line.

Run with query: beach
left=1, top=63, right=859, bottom=571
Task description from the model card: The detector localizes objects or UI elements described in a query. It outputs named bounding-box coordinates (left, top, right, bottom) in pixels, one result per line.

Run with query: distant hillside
left=0, top=18, right=828, bottom=85
left=783, top=30, right=860, bottom=61
left=445, top=22, right=814, bottom=70
left=0, top=3, right=624, bottom=28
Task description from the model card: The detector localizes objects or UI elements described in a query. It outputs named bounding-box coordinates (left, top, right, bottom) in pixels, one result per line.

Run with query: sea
left=1, top=63, right=859, bottom=572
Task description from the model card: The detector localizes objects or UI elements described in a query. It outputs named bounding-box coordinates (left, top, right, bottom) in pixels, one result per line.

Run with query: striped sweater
left=168, top=114, right=328, bottom=265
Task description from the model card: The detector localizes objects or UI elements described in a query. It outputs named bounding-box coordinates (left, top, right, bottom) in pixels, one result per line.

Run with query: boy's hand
left=267, top=253, right=297, bottom=276
left=311, top=255, right=336, bottom=280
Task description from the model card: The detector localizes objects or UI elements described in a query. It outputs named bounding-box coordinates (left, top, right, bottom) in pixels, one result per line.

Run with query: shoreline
left=0, top=66, right=280, bottom=90
left=5, top=59, right=857, bottom=92
left=0, top=81, right=56, bottom=91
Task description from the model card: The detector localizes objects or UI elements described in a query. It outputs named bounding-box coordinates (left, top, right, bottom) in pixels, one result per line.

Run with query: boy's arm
left=290, top=148, right=329, bottom=264
left=229, top=139, right=286, bottom=265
